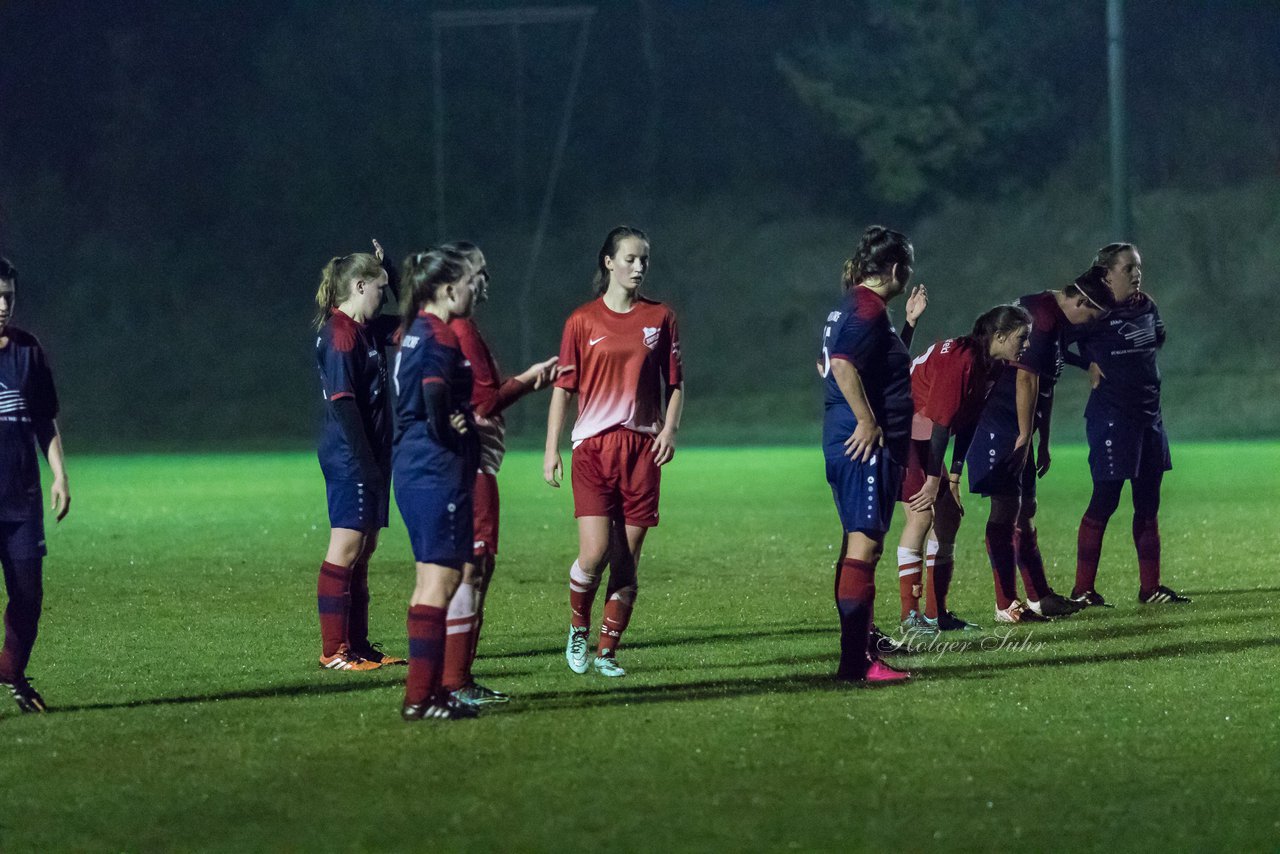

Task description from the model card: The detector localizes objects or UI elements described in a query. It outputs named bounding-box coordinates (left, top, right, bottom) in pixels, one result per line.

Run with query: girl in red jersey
left=544, top=226, right=684, bottom=678
left=894, top=305, right=1031, bottom=635
left=439, top=242, right=560, bottom=705
left=312, top=245, right=406, bottom=671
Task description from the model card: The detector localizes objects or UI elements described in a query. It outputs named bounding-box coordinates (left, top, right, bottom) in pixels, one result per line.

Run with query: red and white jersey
left=908, top=336, right=1000, bottom=439
left=556, top=296, right=682, bottom=446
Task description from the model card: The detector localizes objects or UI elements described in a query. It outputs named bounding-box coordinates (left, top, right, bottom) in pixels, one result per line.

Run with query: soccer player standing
left=895, top=305, right=1032, bottom=634
left=393, top=251, right=481, bottom=721
left=820, top=226, right=915, bottom=683
left=545, top=226, right=683, bottom=678
left=0, top=256, right=69, bottom=713
left=439, top=242, right=560, bottom=705
left=313, top=246, right=406, bottom=671
left=966, top=267, right=1115, bottom=622
left=1069, top=243, right=1188, bottom=606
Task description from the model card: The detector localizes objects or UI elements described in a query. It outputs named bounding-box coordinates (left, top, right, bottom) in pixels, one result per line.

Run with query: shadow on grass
left=483, top=624, right=832, bottom=659
left=490, top=633, right=1280, bottom=715
left=50, top=671, right=404, bottom=715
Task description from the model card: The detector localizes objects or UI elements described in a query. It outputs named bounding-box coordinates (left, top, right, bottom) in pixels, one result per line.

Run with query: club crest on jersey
left=642, top=326, right=660, bottom=349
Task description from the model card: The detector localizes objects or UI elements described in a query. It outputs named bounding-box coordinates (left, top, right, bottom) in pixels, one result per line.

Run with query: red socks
left=406, top=605, right=447, bottom=706
left=926, top=541, right=954, bottom=620
left=1014, top=524, right=1052, bottom=601
left=569, top=560, right=600, bottom=630
left=1074, top=514, right=1108, bottom=596
left=835, top=557, right=876, bottom=678
left=1134, top=516, right=1162, bottom=595
left=896, top=547, right=923, bottom=619
left=442, top=582, right=477, bottom=692
left=599, top=585, right=637, bottom=657
left=985, top=522, right=1018, bottom=609
left=347, top=558, right=370, bottom=652
left=317, top=561, right=352, bottom=657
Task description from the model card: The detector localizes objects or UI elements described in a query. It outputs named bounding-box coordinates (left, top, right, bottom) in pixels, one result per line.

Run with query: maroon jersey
left=908, top=335, right=999, bottom=438
left=450, top=317, right=505, bottom=475
left=556, top=297, right=682, bottom=446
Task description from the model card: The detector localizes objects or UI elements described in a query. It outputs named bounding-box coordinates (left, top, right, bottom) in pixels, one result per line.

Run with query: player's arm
left=332, top=397, right=384, bottom=489
left=484, top=356, right=561, bottom=418
left=544, top=386, right=573, bottom=487
left=1035, top=389, right=1054, bottom=477
left=831, top=358, right=882, bottom=463
left=34, top=418, right=69, bottom=522
left=948, top=422, right=976, bottom=515
left=900, top=284, right=928, bottom=349
left=1013, top=368, right=1039, bottom=467
left=653, top=383, right=683, bottom=467
left=371, top=239, right=401, bottom=307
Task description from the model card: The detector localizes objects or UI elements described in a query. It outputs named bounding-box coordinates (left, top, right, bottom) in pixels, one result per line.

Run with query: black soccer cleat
left=2, top=676, right=47, bottom=714
left=402, top=695, right=480, bottom=722
left=1139, top=585, right=1191, bottom=605
left=1071, top=589, right=1113, bottom=608
left=1029, top=592, right=1083, bottom=617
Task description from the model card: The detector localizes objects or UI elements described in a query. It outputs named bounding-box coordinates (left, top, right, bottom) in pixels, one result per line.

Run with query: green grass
left=1, top=444, right=1277, bottom=852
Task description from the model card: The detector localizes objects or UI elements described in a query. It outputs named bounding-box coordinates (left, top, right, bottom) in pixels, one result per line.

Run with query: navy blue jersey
left=392, top=312, right=478, bottom=489
left=979, top=291, right=1068, bottom=437
left=820, top=286, right=913, bottom=455
left=315, top=310, right=397, bottom=478
left=1071, top=293, right=1164, bottom=423
left=0, top=327, right=58, bottom=521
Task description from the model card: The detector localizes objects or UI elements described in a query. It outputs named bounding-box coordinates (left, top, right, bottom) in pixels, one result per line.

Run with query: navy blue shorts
left=1087, top=416, right=1172, bottom=482
left=325, top=477, right=389, bottom=532
left=825, top=445, right=905, bottom=536
left=0, top=517, right=47, bottom=561
left=967, top=432, right=1037, bottom=500
left=394, top=482, right=473, bottom=567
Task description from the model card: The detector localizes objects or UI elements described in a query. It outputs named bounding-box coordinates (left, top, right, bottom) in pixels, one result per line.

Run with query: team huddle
left=0, top=223, right=1184, bottom=718
left=822, top=227, right=1187, bottom=684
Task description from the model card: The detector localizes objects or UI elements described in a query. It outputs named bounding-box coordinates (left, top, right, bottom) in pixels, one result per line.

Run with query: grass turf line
left=0, top=444, right=1275, bottom=851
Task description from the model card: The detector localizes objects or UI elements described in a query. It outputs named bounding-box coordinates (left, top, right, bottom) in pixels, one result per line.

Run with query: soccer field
left=1, top=443, right=1276, bottom=852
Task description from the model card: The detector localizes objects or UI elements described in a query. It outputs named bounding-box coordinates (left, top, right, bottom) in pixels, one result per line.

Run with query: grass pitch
left=1, top=443, right=1276, bottom=852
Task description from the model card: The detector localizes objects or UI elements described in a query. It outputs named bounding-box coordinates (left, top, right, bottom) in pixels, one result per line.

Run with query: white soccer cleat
left=592, top=655, right=626, bottom=678
left=565, top=627, right=590, bottom=674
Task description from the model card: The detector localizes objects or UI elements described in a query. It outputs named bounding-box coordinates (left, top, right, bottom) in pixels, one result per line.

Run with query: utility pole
left=1107, top=0, right=1131, bottom=239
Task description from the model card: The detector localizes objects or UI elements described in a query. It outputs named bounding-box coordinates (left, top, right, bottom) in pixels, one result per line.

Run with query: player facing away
left=439, top=242, right=560, bottom=706
left=313, top=245, right=407, bottom=671
left=0, top=256, right=70, bottom=713
left=393, top=251, right=481, bottom=721
left=1068, top=243, right=1188, bottom=606
left=966, top=267, right=1116, bottom=623
left=819, top=226, right=916, bottom=684
left=895, top=304, right=1032, bottom=634
left=544, top=226, right=684, bottom=678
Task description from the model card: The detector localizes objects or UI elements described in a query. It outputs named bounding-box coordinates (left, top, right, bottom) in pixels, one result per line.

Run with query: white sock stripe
left=896, top=547, right=922, bottom=562
left=926, top=539, right=940, bottom=557
left=898, top=567, right=923, bottom=577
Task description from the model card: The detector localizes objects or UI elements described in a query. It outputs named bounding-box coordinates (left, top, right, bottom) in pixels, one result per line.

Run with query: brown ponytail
left=313, top=252, right=382, bottom=329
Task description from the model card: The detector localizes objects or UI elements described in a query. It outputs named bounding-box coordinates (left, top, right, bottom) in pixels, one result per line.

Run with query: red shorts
left=571, top=428, right=661, bottom=527
left=472, top=471, right=499, bottom=556
left=899, top=438, right=944, bottom=501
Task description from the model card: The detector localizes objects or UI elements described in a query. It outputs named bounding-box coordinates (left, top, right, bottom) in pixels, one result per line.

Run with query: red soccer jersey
left=555, top=296, right=682, bottom=445
left=449, top=317, right=505, bottom=474
left=909, top=336, right=1000, bottom=438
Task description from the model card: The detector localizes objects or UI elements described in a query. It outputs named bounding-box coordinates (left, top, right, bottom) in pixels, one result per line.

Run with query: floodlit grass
left=1, top=444, right=1276, bottom=852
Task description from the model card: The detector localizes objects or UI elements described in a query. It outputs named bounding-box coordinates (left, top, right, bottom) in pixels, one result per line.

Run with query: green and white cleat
left=591, top=655, right=626, bottom=678
left=900, top=609, right=940, bottom=636
left=565, top=627, right=590, bottom=674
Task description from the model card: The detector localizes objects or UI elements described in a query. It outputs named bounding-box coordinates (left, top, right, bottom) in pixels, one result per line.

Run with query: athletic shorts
left=968, top=436, right=1037, bottom=501
left=571, top=428, right=661, bottom=528
left=472, top=470, right=499, bottom=556
left=826, top=444, right=905, bottom=536
left=899, top=438, right=947, bottom=501
left=1087, top=416, right=1172, bottom=482
left=0, top=517, right=46, bottom=562
left=325, top=476, right=389, bottom=532
left=393, top=482, right=473, bottom=568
